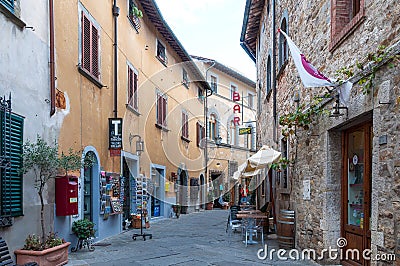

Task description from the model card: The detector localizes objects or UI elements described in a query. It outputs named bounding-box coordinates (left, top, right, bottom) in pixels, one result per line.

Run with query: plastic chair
left=226, top=206, right=242, bottom=241
left=244, top=218, right=265, bottom=247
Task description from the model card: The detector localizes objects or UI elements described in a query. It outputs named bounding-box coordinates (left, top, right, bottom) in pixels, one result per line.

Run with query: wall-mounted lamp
left=129, top=134, right=144, bottom=156
left=330, top=95, right=348, bottom=118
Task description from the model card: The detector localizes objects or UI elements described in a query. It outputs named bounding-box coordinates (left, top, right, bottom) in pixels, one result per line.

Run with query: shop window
left=128, top=65, right=138, bottom=111
left=330, top=0, right=364, bottom=50
left=0, top=110, right=24, bottom=218
left=80, top=11, right=100, bottom=81
left=156, top=92, right=167, bottom=128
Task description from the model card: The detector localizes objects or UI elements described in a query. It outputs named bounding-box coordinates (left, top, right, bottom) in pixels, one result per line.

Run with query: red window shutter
left=157, top=95, right=162, bottom=125
left=91, top=24, right=99, bottom=78
left=82, top=12, right=91, bottom=73
left=133, top=72, right=138, bottom=110
left=128, top=68, right=133, bottom=106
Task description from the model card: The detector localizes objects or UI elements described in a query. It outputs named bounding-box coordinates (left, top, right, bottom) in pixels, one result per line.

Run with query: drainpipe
left=112, top=0, right=119, bottom=118
left=49, top=0, right=55, bottom=116
left=204, top=61, right=215, bottom=190
left=272, top=0, right=277, bottom=144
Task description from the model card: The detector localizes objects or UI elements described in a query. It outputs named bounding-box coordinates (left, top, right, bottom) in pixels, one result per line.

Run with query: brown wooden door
left=342, top=123, right=372, bottom=266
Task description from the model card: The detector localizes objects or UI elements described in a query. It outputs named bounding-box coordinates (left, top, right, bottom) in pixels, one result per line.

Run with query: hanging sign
left=109, top=118, right=123, bottom=150
left=232, top=92, right=241, bottom=125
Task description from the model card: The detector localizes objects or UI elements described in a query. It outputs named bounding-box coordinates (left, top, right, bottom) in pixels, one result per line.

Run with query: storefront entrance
left=341, top=122, right=372, bottom=266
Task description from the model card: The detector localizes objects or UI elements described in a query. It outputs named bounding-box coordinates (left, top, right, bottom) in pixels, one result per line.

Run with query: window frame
left=266, top=54, right=272, bottom=96
left=182, top=68, right=189, bottom=88
left=196, top=122, right=205, bottom=148
left=127, top=63, right=139, bottom=112
left=278, top=16, right=289, bottom=70
left=208, top=114, right=217, bottom=140
left=247, top=92, right=254, bottom=108
left=230, top=83, right=238, bottom=100
left=156, top=39, right=167, bottom=65
left=209, top=74, right=218, bottom=93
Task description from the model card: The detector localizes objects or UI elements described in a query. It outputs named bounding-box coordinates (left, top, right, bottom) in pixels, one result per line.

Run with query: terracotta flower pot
left=15, top=242, right=70, bottom=266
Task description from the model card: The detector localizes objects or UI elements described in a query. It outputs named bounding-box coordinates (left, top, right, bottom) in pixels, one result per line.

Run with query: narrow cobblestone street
left=67, top=210, right=317, bottom=266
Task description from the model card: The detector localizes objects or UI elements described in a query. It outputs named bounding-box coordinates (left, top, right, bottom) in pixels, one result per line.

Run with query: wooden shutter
left=91, top=24, right=99, bottom=78
left=0, top=112, right=23, bottom=216
left=82, top=12, right=91, bottom=73
left=162, top=97, right=167, bottom=126
left=133, top=72, right=138, bottom=110
left=128, top=68, right=133, bottom=106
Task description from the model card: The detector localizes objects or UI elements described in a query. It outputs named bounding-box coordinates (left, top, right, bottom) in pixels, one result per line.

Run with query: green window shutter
left=1, top=112, right=24, bottom=217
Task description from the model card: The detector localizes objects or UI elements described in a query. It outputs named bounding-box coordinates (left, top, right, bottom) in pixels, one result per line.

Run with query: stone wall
left=256, top=0, right=400, bottom=263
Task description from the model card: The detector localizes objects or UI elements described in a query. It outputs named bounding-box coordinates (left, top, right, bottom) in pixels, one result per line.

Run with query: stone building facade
left=241, top=0, right=399, bottom=264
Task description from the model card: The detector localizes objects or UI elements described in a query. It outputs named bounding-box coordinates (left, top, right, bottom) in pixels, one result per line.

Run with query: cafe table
left=236, top=213, right=268, bottom=245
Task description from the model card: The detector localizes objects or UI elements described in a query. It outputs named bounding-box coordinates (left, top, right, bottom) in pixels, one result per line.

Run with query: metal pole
left=112, top=0, right=119, bottom=118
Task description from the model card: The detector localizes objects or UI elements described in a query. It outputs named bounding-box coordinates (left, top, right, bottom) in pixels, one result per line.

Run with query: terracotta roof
left=138, top=0, right=210, bottom=91
left=240, top=0, right=265, bottom=62
left=192, top=55, right=256, bottom=88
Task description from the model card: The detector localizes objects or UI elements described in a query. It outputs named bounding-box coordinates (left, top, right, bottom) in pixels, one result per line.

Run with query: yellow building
left=193, top=56, right=257, bottom=207
left=53, top=0, right=208, bottom=242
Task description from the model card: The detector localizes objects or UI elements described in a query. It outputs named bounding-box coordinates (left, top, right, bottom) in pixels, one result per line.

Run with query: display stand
left=132, top=175, right=152, bottom=241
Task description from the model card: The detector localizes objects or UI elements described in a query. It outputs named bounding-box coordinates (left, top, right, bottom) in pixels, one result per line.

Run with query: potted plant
left=206, top=191, right=214, bottom=210
left=15, top=135, right=73, bottom=265
left=71, top=219, right=96, bottom=252
left=172, top=204, right=181, bottom=218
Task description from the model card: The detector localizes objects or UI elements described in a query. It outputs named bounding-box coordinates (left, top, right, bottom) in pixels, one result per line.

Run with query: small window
left=266, top=55, right=272, bottom=95
left=128, top=65, right=138, bottom=110
left=330, top=0, right=364, bottom=50
left=182, top=69, right=189, bottom=88
left=197, top=87, right=204, bottom=101
left=181, top=111, right=189, bottom=139
left=156, top=40, right=167, bottom=64
left=230, top=84, right=237, bottom=100
left=278, top=18, right=288, bottom=69
left=229, top=120, right=238, bottom=146
left=81, top=11, right=100, bottom=80
left=248, top=93, right=254, bottom=108
left=128, top=0, right=141, bottom=30
left=208, top=114, right=217, bottom=140
left=196, top=122, right=205, bottom=147
left=210, top=75, right=218, bottom=93
left=156, top=92, right=167, bottom=128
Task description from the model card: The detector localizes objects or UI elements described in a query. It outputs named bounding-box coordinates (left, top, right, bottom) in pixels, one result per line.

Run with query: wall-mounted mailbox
left=56, top=175, right=78, bottom=216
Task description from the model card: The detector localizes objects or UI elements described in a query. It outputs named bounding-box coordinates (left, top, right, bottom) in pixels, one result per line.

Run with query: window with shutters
left=196, top=122, right=205, bottom=148
left=80, top=11, right=100, bottom=82
left=330, top=0, right=364, bottom=51
left=210, top=75, right=218, bottom=93
left=181, top=110, right=189, bottom=141
left=0, top=111, right=24, bottom=218
left=0, top=0, right=14, bottom=13
left=156, top=91, right=167, bottom=128
left=127, top=65, right=138, bottom=111
left=278, top=17, right=288, bottom=70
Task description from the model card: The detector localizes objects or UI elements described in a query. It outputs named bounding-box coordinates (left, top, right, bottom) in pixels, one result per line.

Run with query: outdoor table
left=236, top=213, right=268, bottom=245
left=237, top=210, right=261, bottom=214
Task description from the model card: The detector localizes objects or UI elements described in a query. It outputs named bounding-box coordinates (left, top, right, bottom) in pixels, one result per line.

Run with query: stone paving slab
left=67, top=210, right=320, bottom=265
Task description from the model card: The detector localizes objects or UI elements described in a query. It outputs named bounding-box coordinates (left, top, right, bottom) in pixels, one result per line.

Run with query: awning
left=232, top=145, right=281, bottom=180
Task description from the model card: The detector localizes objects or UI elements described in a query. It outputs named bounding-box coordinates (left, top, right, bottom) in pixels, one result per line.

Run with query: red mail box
left=56, top=175, right=78, bottom=216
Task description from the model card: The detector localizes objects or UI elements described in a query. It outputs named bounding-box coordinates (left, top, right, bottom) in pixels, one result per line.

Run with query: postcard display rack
left=100, top=171, right=124, bottom=220
left=132, top=174, right=152, bottom=241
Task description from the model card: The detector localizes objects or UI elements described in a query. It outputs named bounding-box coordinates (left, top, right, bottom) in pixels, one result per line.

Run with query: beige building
left=193, top=56, right=257, bottom=206
left=53, top=0, right=208, bottom=243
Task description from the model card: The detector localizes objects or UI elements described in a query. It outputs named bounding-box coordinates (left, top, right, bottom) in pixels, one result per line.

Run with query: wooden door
left=342, top=123, right=372, bottom=266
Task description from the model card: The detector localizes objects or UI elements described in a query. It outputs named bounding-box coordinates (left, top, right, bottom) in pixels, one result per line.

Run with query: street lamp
left=129, top=134, right=144, bottom=156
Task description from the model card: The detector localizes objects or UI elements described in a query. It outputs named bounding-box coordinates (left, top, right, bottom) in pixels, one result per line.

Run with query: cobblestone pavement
left=67, top=209, right=319, bottom=265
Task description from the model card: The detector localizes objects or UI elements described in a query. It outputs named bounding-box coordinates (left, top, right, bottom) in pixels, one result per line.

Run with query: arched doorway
left=178, top=169, right=188, bottom=214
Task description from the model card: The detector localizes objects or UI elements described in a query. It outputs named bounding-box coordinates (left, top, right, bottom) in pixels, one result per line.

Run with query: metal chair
left=226, top=206, right=242, bottom=241
left=244, top=217, right=265, bottom=247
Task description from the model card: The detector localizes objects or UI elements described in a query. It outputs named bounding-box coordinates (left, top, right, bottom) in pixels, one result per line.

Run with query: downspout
left=204, top=61, right=215, bottom=191
left=112, top=0, right=120, bottom=118
left=272, top=0, right=277, bottom=144
left=49, top=0, right=55, bottom=116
